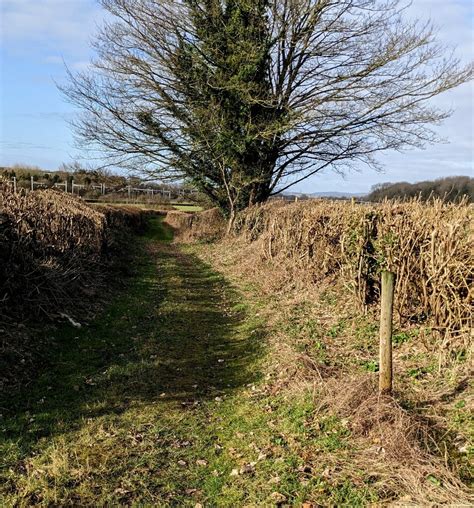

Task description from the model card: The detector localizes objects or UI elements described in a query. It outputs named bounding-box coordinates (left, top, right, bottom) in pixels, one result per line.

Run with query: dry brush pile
left=232, top=199, right=473, bottom=360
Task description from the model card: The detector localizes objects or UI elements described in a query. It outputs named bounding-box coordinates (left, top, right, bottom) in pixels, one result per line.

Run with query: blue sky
left=0, top=0, right=472, bottom=193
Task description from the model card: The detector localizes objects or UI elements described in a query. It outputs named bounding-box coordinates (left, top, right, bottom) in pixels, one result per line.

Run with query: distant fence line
left=9, top=176, right=198, bottom=200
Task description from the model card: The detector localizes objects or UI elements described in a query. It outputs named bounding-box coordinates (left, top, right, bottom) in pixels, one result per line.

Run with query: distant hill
left=309, top=191, right=364, bottom=198
left=280, top=191, right=364, bottom=200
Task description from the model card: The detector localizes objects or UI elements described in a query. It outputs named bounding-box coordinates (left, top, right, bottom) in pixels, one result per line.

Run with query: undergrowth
left=1, top=217, right=381, bottom=506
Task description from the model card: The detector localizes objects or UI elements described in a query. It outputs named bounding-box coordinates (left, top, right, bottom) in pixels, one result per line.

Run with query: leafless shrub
left=0, top=184, right=150, bottom=392
left=0, top=185, right=147, bottom=322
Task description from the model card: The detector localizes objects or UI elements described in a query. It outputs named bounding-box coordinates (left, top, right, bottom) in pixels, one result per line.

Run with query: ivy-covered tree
left=62, top=0, right=472, bottom=220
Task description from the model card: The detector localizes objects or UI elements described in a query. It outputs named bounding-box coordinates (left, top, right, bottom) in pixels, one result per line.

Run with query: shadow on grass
left=0, top=217, right=264, bottom=457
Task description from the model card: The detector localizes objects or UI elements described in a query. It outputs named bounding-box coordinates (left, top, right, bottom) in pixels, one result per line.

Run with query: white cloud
left=0, top=0, right=104, bottom=55
left=407, top=0, right=473, bottom=62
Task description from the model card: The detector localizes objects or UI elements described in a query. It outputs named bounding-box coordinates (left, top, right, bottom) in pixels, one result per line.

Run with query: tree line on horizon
left=367, top=176, right=473, bottom=203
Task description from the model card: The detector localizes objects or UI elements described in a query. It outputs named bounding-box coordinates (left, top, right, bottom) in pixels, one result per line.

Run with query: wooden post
left=12, top=176, right=17, bottom=193
left=379, top=270, right=395, bottom=395
left=31, top=175, right=34, bottom=191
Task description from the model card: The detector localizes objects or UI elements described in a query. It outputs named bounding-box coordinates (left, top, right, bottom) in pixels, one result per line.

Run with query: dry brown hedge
left=233, top=199, right=473, bottom=358
left=165, top=207, right=225, bottom=242
left=168, top=199, right=472, bottom=359
left=0, top=186, right=148, bottom=322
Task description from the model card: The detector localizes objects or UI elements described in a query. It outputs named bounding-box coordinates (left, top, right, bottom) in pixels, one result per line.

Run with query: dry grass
left=191, top=237, right=473, bottom=504
left=176, top=199, right=473, bottom=505
left=169, top=199, right=472, bottom=360
left=314, top=375, right=473, bottom=505
left=221, top=199, right=473, bottom=362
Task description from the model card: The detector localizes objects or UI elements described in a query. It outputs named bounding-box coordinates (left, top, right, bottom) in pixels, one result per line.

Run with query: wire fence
left=9, top=176, right=198, bottom=201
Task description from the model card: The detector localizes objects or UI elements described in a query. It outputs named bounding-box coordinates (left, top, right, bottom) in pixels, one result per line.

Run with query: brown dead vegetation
left=0, top=186, right=148, bottom=320
left=315, top=375, right=472, bottom=505
left=171, top=198, right=472, bottom=361
left=165, top=208, right=225, bottom=242
left=172, top=198, right=473, bottom=505
left=0, top=184, right=152, bottom=391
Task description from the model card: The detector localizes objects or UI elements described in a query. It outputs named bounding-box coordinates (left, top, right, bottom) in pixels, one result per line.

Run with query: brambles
left=183, top=218, right=472, bottom=505
left=0, top=185, right=148, bottom=321
left=166, top=208, right=226, bottom=243
left=231, top=199, right=473, bottom=361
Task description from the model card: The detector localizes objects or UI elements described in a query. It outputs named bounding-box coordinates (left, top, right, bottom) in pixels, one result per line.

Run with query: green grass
left=172, top=204, right=203, bottom=212
left=0, top=217, right=377, bottom=506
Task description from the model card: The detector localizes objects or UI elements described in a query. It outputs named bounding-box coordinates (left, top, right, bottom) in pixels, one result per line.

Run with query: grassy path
left=0, top=218, right=374, bottom=506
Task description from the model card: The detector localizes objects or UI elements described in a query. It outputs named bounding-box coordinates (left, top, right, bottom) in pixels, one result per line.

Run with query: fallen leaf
left=239, top=463, right=255, bottom=475
left=270, top=492, right=287, bottom=504
left=114, top=488, right=130, bottom=495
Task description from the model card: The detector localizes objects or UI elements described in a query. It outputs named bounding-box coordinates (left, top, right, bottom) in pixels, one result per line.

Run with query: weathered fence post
left=12, top=176, right=17, bottom=193
left=379, top=270, right=395, bottom=395
left=30, top=175, right=34, bottom=191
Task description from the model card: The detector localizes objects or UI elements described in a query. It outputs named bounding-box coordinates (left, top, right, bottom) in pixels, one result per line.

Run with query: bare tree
left=62, top=0, right=473, bottom=218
